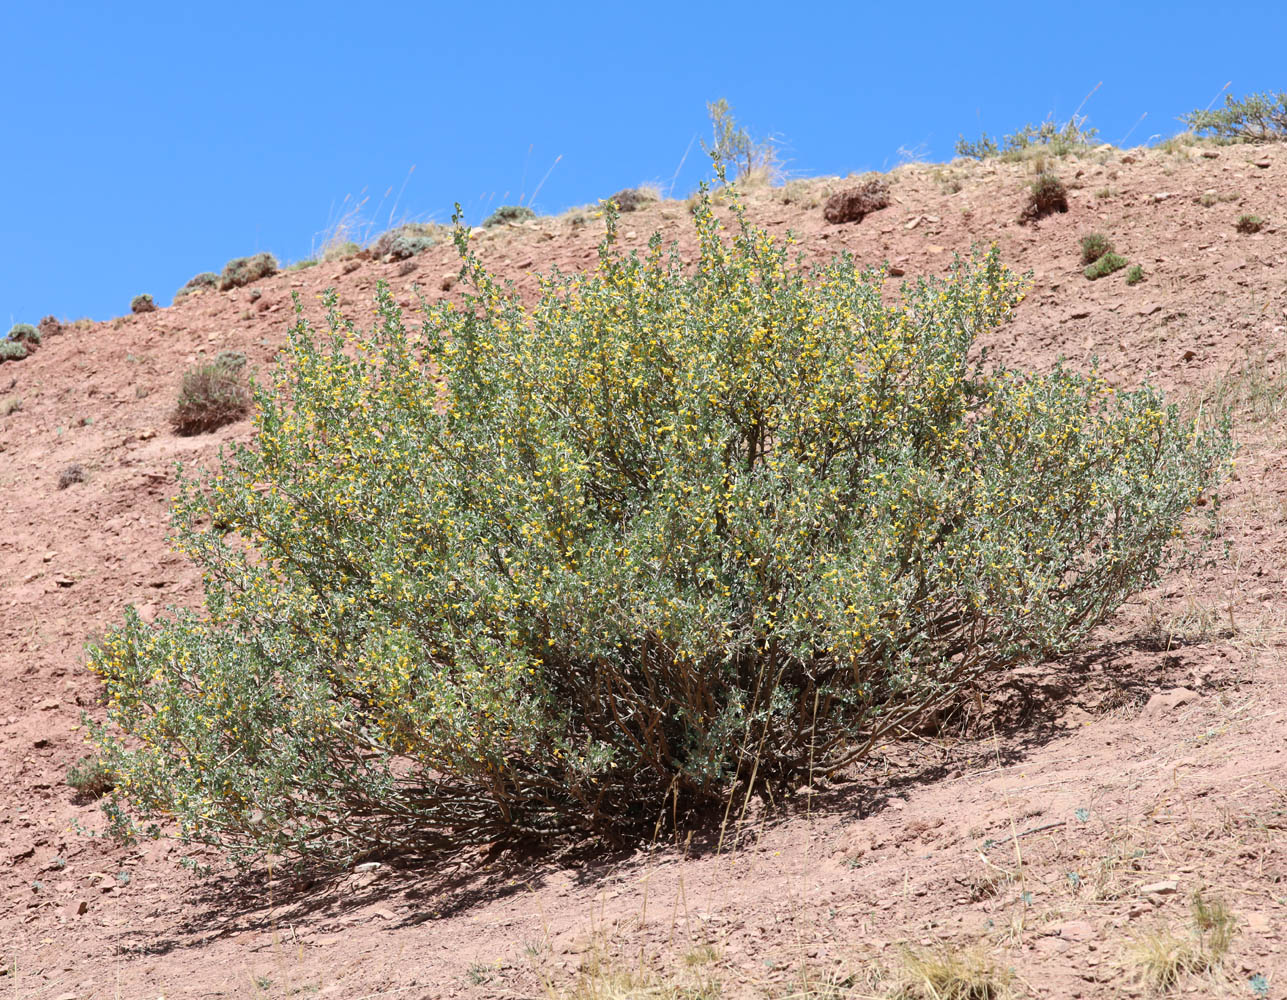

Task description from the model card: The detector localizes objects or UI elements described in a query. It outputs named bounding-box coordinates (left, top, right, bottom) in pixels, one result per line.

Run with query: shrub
left=483, top=204, right=537, bottom=228
left=8, top=322, right=40, bottom=346
left=218, top=253, right=278, bottom=291
left=1125, top=264, right=1145, bottom=285
left=175, top=271, right=220, bottom=299
left=89, top=192, right=1231, bottom=871
left=322, top=240, right=361, bottom=262
left=1084, top=252, right=1128, bottom=280
left=1079, top=233, right=1113, bottom=265
left=823, top=178, right=890, bottom=224
left=37, top=315, right=62, bottom=339
left=170, top=351, right=250, bottom=436
left=0, top=341, right=28, bottom=363
left=702, top=98, right=779, bottom=184
left=131, top=293, right=157, bottom=314
left=1182, top=91, right=1287, bottom=142
left=608, top=187, right=659, bottom=213
left=371, top=223, right=442, bottom=260
left=1235, top=214, right=1265, bottom=234
left=58, top=463, right=86, bottom=489
left=955, top=133, right=999, bottom=160
left=958, top=118, right=1099, bottom=161
left=1021, top=173, right=1068, bottom=222
left=67, top=757, right=116, bottom=799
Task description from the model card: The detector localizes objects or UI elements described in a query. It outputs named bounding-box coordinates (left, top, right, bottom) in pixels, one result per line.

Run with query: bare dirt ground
left=2, top=140, right=1285, bottom=999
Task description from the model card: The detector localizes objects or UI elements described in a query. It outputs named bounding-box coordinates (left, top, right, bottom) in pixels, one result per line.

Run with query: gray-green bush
left=219, top=253, right=278, bottom=291
left=1183, top=91, right=1287, bottom=142
left=88, top=192, right=1231, bottom=870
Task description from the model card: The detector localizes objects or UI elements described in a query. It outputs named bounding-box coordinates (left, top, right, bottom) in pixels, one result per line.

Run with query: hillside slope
left=2, top=141, right=1285, bottom=999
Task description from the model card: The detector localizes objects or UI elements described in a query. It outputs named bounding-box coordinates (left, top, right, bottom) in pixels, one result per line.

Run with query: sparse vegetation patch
left=67, top=756, right=116, bottom=799
left=1183, top=91, right=1287, bottom=141
left=175, top=271, right=220, bottom=299
left=218, top=253, right=278, bottom=291
left=1079, top=233, right=1113, bottom=265
left=483, top=204, right=536, bottom=228
left=1084, top=252, right=1128, bottom=280
left=130, top=293, right=157, bottom=314
left=170, top=351, right=251, bottom=436
left=372, top=222, right=443, bottom=260
left=1021, top=173, right=1068, bottom=222
left=1235, top=214, right=1265, bottom=234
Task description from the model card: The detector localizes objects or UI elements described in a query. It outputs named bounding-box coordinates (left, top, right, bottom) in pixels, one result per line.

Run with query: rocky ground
left=1, top=138, right=1285, bottom=999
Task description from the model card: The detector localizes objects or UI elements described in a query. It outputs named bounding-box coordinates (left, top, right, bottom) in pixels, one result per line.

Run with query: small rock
left=1182, top=349, right=1197, bottom=362
left=1143, top=689, right=1199, bottom=718
left=34, top=699, right=60, bottom=711
left=1201, top=149, right=1220, bottom=159
left=1058, top=920, right=1095, bottom=942
left=1138, top=303, right=1162, bottom=316
left=354, top=862, right=381, bottom=873
left=74, top=899, right=88, bottom=916
left=440, top=273, right=457, bottom=292
left=1140, top=880, right=1179, bottom=895
left=905, top=216, right=922, bottom=230
left=1254, top=158, right=1271, bottom=169
left=1153, top=192, right=1172, bottom=202
left=887, top=264, right=906, bottom=277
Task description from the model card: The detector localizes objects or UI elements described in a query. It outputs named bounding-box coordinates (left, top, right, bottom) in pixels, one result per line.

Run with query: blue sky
left=4, top=0, right=1285, bottom=323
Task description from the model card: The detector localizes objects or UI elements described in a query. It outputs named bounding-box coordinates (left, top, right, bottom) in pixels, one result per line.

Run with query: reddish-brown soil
left=2, top=141, right=1286, bottom=999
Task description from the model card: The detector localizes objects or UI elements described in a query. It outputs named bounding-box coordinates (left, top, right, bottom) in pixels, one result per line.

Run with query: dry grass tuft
left=891, top=943, right=1010, bottom=1000
left=1122, top=890, right=1237, bottom=991
left=171, top=352, right=251, bottom=436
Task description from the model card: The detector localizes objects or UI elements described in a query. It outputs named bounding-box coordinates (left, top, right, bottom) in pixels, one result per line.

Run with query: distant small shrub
left=959, top=118, right=1099, bottom=161
left=218, top=253, right=278, bottom=292
left=1021, top=173, right=1068, bottom=222
left=1183, top=91, right=1287, bottom=142
left=130, top=294, right=157, bottom=314
left=67, top=757, right=116, bottom=799
left=1084, top=252, right=1128, bottom=280
left=0, top=341, right=28, bottom=363
left=822, top=177, right=890, bottom=224
left=608, top=187, right=659, bottom=212
left=171, top=351, right=251, bottom=436
left=37, top=315, right=62, bottom=339
left=175, top=271, right=220, bottom=299
left=372, top=223, right=442, bottom=260
left=955, top=132, right=999, bottom=159
left=1079, top=233, right=1113, bottom=265
left=1125, top=264, right=1145, bottom=285
left=483, top=205, right=536, bottom=228
left=322, top=240, right=361, bottom=262
left=8, top=323, right=41, bottom=346
left=1095, top=187, right=1116, bottom=200
left=703, top=97, right=779, bottom=183
left=286, top=259, right=318, bottom=271
left=58, top=464, right=86, bottom=489
left=1235, top=214, right=1265, bottom=234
